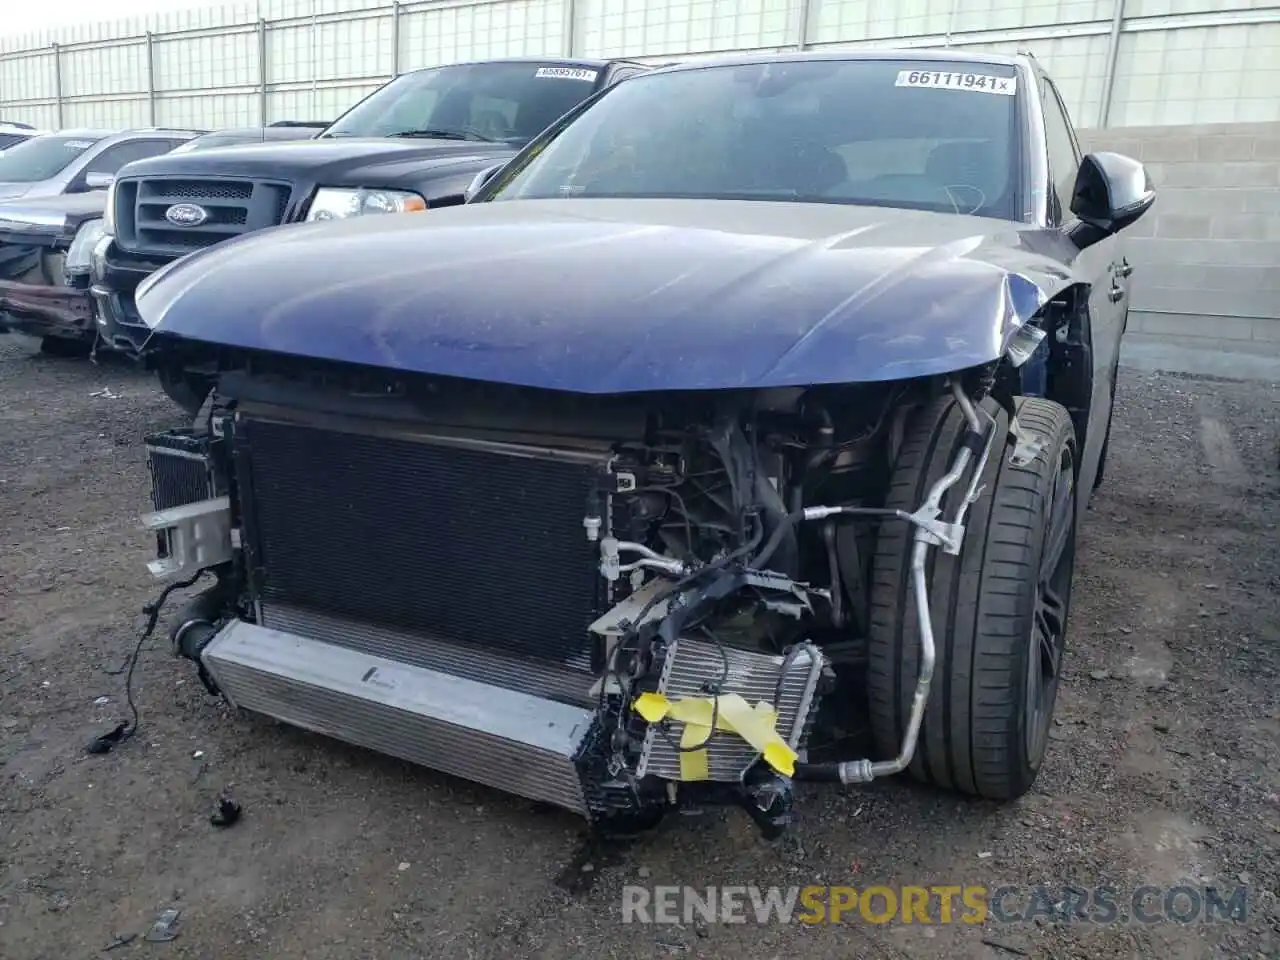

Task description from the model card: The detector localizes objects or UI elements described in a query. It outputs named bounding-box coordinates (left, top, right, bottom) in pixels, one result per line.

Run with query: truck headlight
left=65, top=218, right=107, bottom=279
left=306, top=187, right=426, bottom=222
left=90, top=232, right=112, bottom=284
left=103, top=179, right=118, bottom=236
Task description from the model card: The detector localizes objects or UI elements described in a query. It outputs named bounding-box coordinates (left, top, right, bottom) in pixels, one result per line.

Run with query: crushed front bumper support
left=0, top=277, right=95, bottom=341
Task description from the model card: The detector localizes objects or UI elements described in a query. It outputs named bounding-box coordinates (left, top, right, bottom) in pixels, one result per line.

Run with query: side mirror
left=1067, top=151, right=1155, bottom=249
left=464, top=162, right=506, bottom=203
left=84, top=171, right=115, bottom=190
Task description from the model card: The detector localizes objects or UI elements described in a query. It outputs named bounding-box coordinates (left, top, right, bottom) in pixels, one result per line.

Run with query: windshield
left=320, top=62, right=604, bottom=144
left=488, top=59, right=1023, bottom=220
left=0, top=135, right=101, bottom=183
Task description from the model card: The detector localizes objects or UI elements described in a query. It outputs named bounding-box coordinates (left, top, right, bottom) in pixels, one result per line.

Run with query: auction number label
left=535, top=66, right=600, bottom=82
left=895, top=70, right=1016, bottom=95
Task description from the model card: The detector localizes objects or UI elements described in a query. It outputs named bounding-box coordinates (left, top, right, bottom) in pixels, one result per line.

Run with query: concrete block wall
left=1077, top=122, right=1280, bottom=356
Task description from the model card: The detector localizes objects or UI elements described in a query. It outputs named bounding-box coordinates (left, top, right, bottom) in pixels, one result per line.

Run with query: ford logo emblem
left=164, top=202, right=209, bottom=227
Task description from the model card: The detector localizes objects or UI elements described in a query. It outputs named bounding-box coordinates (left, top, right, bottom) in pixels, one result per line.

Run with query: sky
left=2, top=0, right=218, bottom=37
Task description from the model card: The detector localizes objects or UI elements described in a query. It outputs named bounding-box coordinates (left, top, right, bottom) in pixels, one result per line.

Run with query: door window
left=1040, top=78, right=1081, bottom=223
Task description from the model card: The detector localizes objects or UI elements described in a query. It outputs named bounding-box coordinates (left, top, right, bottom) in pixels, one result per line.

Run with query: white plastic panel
left=153, top=29, right=258, bottom=93
left=1126, top=0, right=1275, bottom=16
left=1109, top=21, right=1280, bottom=126
left=808, top=0, right=1112, bottom=44
left=62, top=98, right=149, bottom=129
left=61, top=43, right=148, bottom=98
left=0, top=0, right=1277, bottom=129
left=400, top=0, right=566, bottom=70
left=0, top=52, right=59, bottom=105
left=155, top=92, right=258, bottom=128
left=577, top=0, right=793, bottom=59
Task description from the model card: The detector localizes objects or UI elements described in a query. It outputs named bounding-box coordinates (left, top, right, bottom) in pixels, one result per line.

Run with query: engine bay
left=141, top=352, right=1006, bottom=837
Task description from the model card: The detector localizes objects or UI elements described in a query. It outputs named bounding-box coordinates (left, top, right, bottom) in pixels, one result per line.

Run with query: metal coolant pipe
left=797, top=380, right=983, bottom=786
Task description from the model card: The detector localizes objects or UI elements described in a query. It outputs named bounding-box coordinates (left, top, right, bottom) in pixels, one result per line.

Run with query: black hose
left=170, top=578, right=234, bottom=662
left=752, top=507, right=806, bottom=571
left=793, top=762, right=842, bottom=782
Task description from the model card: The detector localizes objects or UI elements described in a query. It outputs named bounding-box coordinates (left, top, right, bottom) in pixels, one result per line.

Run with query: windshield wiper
left=386, top=127, right=498, bottom=142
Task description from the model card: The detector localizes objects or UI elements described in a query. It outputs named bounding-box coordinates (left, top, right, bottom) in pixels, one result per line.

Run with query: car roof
left=399, top=55, right=648, bottom=75
left=44, top=127, right=207, bottom=142
left=647, top=48, right=1030, bottom=75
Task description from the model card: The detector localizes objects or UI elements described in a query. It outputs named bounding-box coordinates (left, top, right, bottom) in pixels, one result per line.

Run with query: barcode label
left=895, top=70, right=1016, bottom=96
left=535, top=66, right=599, bottom=82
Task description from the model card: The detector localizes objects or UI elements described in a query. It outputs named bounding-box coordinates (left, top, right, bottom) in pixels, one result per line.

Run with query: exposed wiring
left=86, top=569, right=206, bottom=755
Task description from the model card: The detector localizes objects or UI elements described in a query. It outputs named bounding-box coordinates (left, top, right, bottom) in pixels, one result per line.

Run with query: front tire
left=866, top=395, right=1078, bottom=801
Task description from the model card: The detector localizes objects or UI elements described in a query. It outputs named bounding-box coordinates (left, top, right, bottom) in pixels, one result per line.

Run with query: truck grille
left=234, top=415, right=608, bottom=672
left=115, top=176, right=291, bottom=258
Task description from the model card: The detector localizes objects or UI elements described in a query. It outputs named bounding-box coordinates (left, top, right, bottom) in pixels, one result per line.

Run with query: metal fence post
left=257, top=18, right=268, bottom=125
left=51, top=42, right=63, bottom=129
left=391, top=1, right=401, bottom=76
left=563, top=0, right=577, bottom=56
left=794, top=0, right=812, bottom=50
left=1098, top=0, right=1126, bottom=128
left=145, top=31, right=157, bottom=126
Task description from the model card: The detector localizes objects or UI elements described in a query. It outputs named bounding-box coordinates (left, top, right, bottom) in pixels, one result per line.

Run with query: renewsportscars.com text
left=621, top=884, right=1249, bottom=926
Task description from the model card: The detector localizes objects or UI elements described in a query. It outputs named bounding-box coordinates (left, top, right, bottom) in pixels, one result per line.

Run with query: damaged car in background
left=126, top=50, right=1152, bottom=837
left=0, top=124, right=324, bottom=355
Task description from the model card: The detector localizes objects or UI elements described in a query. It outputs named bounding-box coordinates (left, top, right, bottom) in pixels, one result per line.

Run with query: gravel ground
left=1, top=333, right=1278, bottom=960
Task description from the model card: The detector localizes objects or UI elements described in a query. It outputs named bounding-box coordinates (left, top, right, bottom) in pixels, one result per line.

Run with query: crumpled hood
left=0, top=191, right=106, bottom=237
left=138, top=198, right=1081, bottom=393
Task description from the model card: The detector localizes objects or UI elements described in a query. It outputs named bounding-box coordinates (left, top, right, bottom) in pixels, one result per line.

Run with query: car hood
left=138, top=198, right=1081, bottom=393
left=0, top=183, right=32, bottom=200
left=0, top=191, right=105, bottom=238
left=117, top=137, right=517, bottom=188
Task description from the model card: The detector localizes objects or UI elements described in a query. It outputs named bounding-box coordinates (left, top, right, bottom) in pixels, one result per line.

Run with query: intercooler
left=200, top=619, right=601, bottom=814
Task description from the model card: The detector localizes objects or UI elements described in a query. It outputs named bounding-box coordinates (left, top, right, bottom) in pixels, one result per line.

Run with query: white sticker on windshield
left=64, top=140, right=95, bottom=148
left=895, top=70, right=1016, bottom=96
left=535, top=66, right=599, bottom=82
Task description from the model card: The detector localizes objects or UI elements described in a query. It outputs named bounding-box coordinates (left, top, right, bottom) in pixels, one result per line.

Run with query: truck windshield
left=489, top=58, right=1023, bottom=220
left=0, top=135, right=102, bottom=183
left=320, top=62, right=603, bottom=145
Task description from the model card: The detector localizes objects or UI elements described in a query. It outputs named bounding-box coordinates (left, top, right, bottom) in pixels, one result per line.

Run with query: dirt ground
left=0, top=333, right=1277, bottom=960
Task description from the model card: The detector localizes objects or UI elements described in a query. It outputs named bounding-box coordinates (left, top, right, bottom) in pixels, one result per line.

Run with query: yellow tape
left=634, top=691, right=797, bottom=781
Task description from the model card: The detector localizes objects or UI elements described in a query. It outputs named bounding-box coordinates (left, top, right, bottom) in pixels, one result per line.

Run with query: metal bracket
left=1008, top=416, right=1045, bottom=467
left=140, top=496, right=233, bottom=579
left=904, top=503, right=964, bottom=554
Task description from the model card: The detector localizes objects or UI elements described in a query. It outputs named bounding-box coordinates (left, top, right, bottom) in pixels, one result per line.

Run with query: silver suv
left=0, top=127, right=206, bottom=202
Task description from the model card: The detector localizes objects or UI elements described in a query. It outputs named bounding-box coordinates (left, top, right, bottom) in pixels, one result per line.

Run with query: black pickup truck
left=92, top=56, right=650, bottom=413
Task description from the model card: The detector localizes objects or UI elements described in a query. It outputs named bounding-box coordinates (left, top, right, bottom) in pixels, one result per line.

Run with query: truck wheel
left=866, top=395, right=1078, bottom=801
left=157, top=367, right=212, bottom=419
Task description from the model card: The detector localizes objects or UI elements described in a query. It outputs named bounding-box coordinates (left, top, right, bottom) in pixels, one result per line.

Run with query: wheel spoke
left=1041, top=478, right=1073, bottom=576
left=1036, top=620, right=1061, bottom=679
left=1040, top=585, right=1066, bottom=634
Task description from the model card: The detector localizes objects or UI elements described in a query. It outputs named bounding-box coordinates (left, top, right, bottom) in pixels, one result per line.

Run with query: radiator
left=235, top=415, right=608, bottom=671
left=146, top=430, right=216, bottom=510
